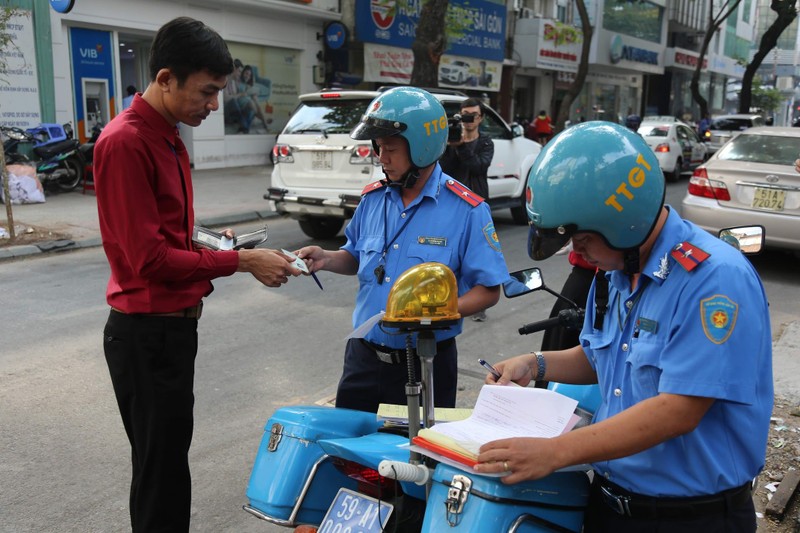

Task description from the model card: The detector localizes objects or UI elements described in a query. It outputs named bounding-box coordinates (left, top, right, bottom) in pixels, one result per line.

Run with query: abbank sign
left=355, top=0, right=506, bottom=62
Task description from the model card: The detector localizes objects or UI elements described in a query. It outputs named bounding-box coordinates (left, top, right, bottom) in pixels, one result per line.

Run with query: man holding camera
left=439, top=98, right=494, bottom=200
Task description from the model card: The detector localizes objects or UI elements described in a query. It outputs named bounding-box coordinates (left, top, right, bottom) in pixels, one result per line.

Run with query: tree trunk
left=410, top=0, right=449, bottom=87
left=554, top=0, right=593, bottom=131
left=738, top=0, right=797, bottom=113
left=1, top=142, right=15, bottom=240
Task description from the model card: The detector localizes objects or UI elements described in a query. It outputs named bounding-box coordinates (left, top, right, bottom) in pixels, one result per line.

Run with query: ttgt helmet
left=525, top=121, right=665, bottom=274
left=351, top=86, right=448, bottom=187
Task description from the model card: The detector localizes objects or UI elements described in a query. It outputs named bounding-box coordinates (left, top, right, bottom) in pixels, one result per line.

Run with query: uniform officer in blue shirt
left=297, top=87, right=508, bottom=413
left=475, top=121, right=772, bottom=532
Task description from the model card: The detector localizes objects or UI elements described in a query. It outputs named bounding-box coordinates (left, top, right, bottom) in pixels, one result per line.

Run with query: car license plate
left=752, top=187, right=785, bottom=211
left=317, top=488, right=393, bottom=533
left=311, top=151, right=333, bottom=171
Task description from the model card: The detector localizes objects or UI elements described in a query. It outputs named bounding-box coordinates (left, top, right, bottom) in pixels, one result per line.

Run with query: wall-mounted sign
left=355, top=0, right=506, bottom=62
left=325, top=22, right=347, bottom=50
left=50, top=0, right=76, bottom=13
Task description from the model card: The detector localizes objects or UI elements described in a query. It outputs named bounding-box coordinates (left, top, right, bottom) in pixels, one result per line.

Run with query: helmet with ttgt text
left=350, top=86, right=448, bottom=169
left=525, top=121, right=665, bottom=272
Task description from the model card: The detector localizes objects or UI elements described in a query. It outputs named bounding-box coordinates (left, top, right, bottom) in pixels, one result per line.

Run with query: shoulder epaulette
left=445, top=179, right=484, bottom=207
left=670, top=241, right=710, bottom=272
left=361, top=180, right=386, bottom=196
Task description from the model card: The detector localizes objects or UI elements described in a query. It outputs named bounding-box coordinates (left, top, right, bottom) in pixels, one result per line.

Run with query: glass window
left=717, top=134, right=800, bottom=165
left=283, top=99, right=369, bottom=135
left=639, top=125, right=670, bottom=137
left=602, top=0, right=664, bottom=43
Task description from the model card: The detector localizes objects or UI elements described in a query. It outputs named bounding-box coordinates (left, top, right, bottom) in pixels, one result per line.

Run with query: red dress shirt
left=94, top=95, right=239, bottom=313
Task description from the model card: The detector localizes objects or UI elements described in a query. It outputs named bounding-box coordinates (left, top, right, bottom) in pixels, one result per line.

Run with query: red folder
left=411, top=436, right=478, bottom=467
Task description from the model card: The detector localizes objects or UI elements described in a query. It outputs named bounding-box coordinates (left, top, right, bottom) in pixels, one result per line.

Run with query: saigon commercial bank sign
left=354, top=0, right=507, bottom=62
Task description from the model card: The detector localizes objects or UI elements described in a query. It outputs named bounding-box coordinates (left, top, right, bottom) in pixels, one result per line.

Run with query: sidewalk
left=0, top=164, right=275, bottom=260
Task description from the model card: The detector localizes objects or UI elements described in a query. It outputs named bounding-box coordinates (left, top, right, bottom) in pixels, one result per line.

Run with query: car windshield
left=711, top=118, right=755, bottom=131
left=283, top=99, right=369, bottom=135
left=716, top=133, right=800, bottom=165
left=638, top=125, right=670, bottom=137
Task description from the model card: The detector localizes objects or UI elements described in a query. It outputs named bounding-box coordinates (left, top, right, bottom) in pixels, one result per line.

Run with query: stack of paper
left=412, top=385, right=580, bottom=467
left=377, top=404, right=473, bottom=429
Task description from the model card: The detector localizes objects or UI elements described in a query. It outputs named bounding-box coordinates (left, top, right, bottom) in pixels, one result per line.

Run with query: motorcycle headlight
left=382, top=262, right=461, bottom=330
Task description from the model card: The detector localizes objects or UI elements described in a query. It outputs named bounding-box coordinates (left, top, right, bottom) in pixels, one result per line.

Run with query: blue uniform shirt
left=582, top=207, right=773, bottom=496
left=342, top=164, right=508, bottom=349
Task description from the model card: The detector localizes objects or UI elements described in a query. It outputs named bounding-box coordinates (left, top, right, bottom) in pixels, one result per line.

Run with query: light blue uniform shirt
left=582, top=207, right=773, bottom=496
left=342, top=165, right=508, bottom=349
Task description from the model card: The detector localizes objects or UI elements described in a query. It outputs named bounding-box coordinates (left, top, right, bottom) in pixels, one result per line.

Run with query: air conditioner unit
left=520, top=7, right=535, bottom=17
left=513, top=0, right=523, bottom=11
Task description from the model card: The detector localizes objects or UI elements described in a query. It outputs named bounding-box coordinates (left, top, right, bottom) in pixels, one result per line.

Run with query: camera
left=448, top=114, right=462, bottom=143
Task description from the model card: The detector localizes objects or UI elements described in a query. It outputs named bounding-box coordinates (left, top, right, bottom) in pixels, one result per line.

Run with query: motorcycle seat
left=33, top=139, right=79, bottom=159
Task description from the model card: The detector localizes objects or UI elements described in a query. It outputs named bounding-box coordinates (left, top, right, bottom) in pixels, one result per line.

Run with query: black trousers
left=336, top=338, right=458, bottom=413
left=583, top=478, right=756, bottom=533
left=103, top=310, right=198, bottom=533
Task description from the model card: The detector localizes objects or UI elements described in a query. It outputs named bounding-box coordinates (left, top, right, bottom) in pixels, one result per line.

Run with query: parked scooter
left=242, top=226, right=763, bottom=532
left=1, top=123, right=85, bottom=192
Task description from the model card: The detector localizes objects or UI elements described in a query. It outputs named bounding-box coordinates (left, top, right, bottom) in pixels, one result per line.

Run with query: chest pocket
left=582, top=330, right=614, bottom=372
left=355, top=236, right=383, bottom=283
left=625, top=336, right=665, bottom=403
left=406, top=241, right=453, bottom=269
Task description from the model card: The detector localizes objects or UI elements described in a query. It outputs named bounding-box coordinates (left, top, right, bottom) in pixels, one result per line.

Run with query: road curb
left=0, top=210, right=279, bottom=262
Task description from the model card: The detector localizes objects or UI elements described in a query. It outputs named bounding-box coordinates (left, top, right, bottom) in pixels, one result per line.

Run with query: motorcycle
left=241, top=226, right=763, bottom=533
left=1, top=123, right=85, bottom=192
left=242, top=264, right=598, bottom=533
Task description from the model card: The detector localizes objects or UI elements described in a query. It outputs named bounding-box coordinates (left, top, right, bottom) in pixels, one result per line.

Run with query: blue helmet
left=350, top=86, right=448, bottom=169
left=525, top=121, right=665, bottom=264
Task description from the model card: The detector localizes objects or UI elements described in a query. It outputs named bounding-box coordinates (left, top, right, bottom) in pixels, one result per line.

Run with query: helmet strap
left=623, top=249, right=640, bottom=276
left=385, top=167, right=420, bottom=189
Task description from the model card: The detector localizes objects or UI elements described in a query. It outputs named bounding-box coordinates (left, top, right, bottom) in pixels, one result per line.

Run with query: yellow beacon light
left=382, top=262, right=461, bottom=329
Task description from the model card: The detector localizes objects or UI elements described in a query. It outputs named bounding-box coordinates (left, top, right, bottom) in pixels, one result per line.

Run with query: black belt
left=360, top=338, right=455, bottom=365
left=594, top=476, right=752, bottom=519
left=111, top=301, right=203, bottom=320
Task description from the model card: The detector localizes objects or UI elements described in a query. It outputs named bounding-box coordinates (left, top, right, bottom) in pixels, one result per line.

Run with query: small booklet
left=412, top=385, right=580, bottom=467
left=192, top=225, right=268, bottom=251
left=377, top=404, right=473, bottom=428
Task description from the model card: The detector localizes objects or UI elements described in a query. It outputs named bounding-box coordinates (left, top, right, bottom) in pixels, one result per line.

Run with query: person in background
left=439, top=98, right=495, bottom=322
left=476, top=121, right=772, bottom=533
left=624, top=108, right=642, bottom=132
left=698, top=113, right=712, bottom=140
left=529, top=110, right=553, bottom=145
left=94, top=17, right=300, bottom=532
left=296, top=87, right=508, bottom=413
left=122, top=85, right=136, bottom=109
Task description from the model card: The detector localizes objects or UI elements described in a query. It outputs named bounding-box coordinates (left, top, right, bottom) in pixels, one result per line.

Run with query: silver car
left=681, top=126, right=800, bottom=252
left=705, top=114, right=765, bottom=154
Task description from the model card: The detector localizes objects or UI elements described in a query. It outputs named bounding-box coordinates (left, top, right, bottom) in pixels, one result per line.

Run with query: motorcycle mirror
left=718, top=225, right=764, bottom=255
left=503, top=267, right=544, bottom=298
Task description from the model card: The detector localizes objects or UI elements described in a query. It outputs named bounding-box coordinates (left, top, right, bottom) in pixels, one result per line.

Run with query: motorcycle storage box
left=422, top=463, right=590, bottom=532
left=245, top=405, right=382, bottom=526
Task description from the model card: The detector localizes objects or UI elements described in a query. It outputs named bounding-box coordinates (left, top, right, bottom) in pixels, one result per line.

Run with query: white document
left=345, top=311, right=385, bottom=340
left=427, top=385, right=579, bottom=455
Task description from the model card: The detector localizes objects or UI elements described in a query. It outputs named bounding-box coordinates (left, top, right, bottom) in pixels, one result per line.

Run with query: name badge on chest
left=418, top=236, right=447, bottom=246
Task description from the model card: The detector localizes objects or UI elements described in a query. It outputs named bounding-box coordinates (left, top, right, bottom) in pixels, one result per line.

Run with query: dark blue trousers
left=336, top=338, right=458, bottom=413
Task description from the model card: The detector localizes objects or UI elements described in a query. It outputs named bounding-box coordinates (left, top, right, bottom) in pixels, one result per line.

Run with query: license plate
left=311, top=151, right=333, bottom=171
left=317, top=488, right=393, bottom=533
left=752, top=187, right=785, bottom=211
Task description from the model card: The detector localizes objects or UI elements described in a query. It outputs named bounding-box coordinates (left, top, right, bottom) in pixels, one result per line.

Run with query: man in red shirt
left=94, top=17, right=299, bottom=533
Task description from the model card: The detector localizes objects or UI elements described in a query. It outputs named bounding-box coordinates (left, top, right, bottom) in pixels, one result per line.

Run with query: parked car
left=266, top=88, right=541, bottom=239
left=705, top=113, right=765, bottom=154
left=637, top=119, right=708, bottom=182
left=681, top=126, right=800, bottom=252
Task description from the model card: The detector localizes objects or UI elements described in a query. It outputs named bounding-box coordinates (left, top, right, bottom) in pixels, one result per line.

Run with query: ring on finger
left=503, top=461, right=509, bottom=472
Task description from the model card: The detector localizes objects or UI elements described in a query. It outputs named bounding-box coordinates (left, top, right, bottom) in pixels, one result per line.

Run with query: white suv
left=266, top=88, right=542, bottom=239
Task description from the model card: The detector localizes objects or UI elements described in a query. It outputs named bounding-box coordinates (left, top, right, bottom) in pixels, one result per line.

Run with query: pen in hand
left=478, top=358, right=502, bottom=381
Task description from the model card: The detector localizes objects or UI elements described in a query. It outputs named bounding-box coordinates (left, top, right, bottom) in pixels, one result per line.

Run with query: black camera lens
left=461, top=113, right=477, bottom=124
left=448, top=115, right=462, bottom=142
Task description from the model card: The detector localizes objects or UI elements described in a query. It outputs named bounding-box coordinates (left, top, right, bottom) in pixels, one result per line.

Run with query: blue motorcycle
left=243, top=263, right=600, bottom=533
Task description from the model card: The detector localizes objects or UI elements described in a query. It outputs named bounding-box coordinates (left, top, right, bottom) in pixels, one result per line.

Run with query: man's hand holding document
left=411, top=385, right=580, bottom=470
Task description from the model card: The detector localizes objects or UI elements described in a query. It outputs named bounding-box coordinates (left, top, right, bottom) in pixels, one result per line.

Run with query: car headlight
left=382, top=262, right=461, bottom=330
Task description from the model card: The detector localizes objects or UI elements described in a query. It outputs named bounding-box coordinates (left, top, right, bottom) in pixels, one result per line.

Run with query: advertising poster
left=0, top=11, right=41, bottom=129
left=70, top=27, right=115, bottom=140
left=224, top=43, right=300, bottom=135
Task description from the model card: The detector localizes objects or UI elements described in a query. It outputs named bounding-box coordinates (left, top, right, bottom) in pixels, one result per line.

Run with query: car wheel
left=667, top=160, right=682, bottom=183
left=299, top=217, right=344, bottom=240
left=510, top=195, right=528, bottom=225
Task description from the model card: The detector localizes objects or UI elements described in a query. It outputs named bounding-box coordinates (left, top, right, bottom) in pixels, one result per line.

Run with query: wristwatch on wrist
left=533, top=351, right=546, bottom=381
